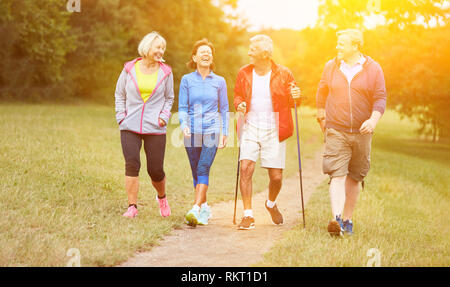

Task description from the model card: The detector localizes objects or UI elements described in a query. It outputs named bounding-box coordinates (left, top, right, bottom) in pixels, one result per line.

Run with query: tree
left=64, top=0, right=140, bottom=102
left=131, top=0, right=247, bottom=109
left=364, top=25, right=450, bottom=141
left=0, top=0, right=75, bottom=100
left=318, top=0, right=448, bottom=29
left=312, top=0, right=450, bottom=141
left=0, top=0, right=248, bottom=106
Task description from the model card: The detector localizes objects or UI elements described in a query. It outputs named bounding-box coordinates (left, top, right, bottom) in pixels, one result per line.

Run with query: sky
left=226, top=0, right=450, bottom=31
left=231, top=0, right=320, bottom=31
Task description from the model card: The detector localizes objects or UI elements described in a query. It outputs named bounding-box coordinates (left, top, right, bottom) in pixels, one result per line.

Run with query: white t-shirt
left=247, top=70, right=276, bottom=130
left=340, top=55, right=366, bottom=83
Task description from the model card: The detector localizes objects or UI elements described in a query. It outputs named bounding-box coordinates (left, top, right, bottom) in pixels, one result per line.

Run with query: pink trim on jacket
left=127, top=130, right=167, bottom=136
left=123, top=58, right=172, bottom=134
left=124, top=58, right=143, bottom=99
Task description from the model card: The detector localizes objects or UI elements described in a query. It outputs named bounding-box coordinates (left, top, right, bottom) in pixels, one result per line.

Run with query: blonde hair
left=336, top=29, right=364, bottom=49
left=249, top=34, right=273, bottom=56
left=138, top=31, right=166, bottom=61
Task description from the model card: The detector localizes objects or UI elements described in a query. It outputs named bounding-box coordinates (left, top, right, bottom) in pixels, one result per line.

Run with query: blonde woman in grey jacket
left=115, top=32, right=174, bottom=218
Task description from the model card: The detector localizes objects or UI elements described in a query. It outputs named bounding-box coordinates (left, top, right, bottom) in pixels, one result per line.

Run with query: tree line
left=0, top=0, right=448, bottom=141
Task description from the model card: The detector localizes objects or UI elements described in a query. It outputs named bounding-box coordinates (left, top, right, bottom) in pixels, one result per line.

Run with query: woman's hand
left=218, top=135, right=227, bottom=149
left=158, top=118, right=166, bottom=127
left=183, top=127, right=191, bottom=138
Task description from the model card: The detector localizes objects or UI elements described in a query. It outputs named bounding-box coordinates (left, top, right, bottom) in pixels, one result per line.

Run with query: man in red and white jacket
left=233, top=34, right=301, bottom=230
left=316, top=29, right=387, bottom=236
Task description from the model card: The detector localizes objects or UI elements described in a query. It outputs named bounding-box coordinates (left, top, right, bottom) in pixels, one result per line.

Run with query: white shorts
left=239, top=123, right=286, bottom=169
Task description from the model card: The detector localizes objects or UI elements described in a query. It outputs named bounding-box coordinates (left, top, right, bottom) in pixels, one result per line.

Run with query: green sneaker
left=184, top=208, right=199, bottom=227
left=198, top=206, right=211, bottom=225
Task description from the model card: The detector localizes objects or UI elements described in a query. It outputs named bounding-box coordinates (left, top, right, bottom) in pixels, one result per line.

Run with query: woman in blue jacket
left=179, top=39, right=229, bottom=227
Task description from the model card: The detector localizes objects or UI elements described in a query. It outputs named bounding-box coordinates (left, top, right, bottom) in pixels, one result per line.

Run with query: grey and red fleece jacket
left=316, top=55, right=387, bottom=134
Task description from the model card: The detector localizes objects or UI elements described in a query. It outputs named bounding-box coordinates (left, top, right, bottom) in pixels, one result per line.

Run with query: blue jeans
left=184, top=133, right=219, bottom=187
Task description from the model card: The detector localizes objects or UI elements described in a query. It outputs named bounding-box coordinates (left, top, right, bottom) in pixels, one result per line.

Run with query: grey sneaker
left=198, top=206, right=211, bottom=225
left=343, top=219, right=353, bottom=235
left=237, top=216, right=255, bottom=230
left=184, top=208, right=200, bottom=227
left=265, top=201, right=284, bottom=225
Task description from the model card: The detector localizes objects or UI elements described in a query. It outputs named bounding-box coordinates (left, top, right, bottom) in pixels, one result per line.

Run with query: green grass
left=256, top=111, right=450, bottom=266
left=0, top=103, right=320, bottom=266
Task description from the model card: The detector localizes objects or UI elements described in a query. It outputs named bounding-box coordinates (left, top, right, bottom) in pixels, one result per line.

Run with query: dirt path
left=119, top=149, right=326, bottom=267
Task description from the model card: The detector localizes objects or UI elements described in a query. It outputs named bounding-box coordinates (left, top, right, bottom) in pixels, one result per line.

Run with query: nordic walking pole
left=233, top=148, right=240, bottom=225
left=291, top=83, right=306, bottom=228
left=233, top=110, right=245, bottom=225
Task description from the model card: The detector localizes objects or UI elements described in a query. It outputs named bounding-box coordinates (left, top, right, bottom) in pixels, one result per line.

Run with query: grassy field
left=0, top=103, right=321, bottom=266
left=257, top=111, right=450, bottom=266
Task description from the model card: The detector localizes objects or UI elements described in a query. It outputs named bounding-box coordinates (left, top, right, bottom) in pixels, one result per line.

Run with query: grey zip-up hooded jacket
left=115, top=58, right=174, bottom=134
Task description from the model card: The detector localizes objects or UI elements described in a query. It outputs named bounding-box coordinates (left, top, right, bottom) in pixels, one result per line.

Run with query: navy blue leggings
left=120, top=130, right=166, bottom=181
left=184, top=133, right=219, bottom=187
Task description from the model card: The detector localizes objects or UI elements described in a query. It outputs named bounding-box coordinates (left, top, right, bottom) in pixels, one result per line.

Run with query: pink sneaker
left=122, top=206, right=138, bottom=218
left=156, top=195, right=171, bottom=217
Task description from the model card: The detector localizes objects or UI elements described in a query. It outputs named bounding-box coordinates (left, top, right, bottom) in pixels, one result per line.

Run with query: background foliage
left=0, top=0, right=448, bottom=140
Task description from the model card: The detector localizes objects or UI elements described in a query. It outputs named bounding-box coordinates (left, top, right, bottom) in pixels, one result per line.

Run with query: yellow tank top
left=135, top=61, right=158, bottom=102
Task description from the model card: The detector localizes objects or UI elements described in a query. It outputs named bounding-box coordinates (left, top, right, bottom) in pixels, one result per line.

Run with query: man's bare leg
left=343, top=176, right=360, bottom=220
left=240, top=160, right=256, bottom=211
left=268, top=168, right=283, bottom=202
left=329, top=175, right=346, bottom=218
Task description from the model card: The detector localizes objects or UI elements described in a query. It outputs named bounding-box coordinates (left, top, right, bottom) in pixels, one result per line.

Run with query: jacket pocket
left=142, top=106, right=162, bottom=131
left=278, top=107, right=293, bottom=140
left=323, top=128, right=343, bottom=157
left=118, top=111, right=127, bottom=125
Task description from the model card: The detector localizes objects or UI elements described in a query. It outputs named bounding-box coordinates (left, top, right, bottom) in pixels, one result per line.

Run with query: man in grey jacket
left=316, top=29, right=387, bottom=236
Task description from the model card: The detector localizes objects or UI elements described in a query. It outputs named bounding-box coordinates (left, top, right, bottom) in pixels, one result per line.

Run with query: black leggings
left=120, top=130, right=166, bottom=181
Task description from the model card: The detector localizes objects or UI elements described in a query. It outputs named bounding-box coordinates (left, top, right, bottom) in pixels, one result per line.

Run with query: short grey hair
left=336, top=29, right=364, bottom=49
left=250, top=34, right=273, bottom=56
left=138, top=31, right=166, bottom=60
